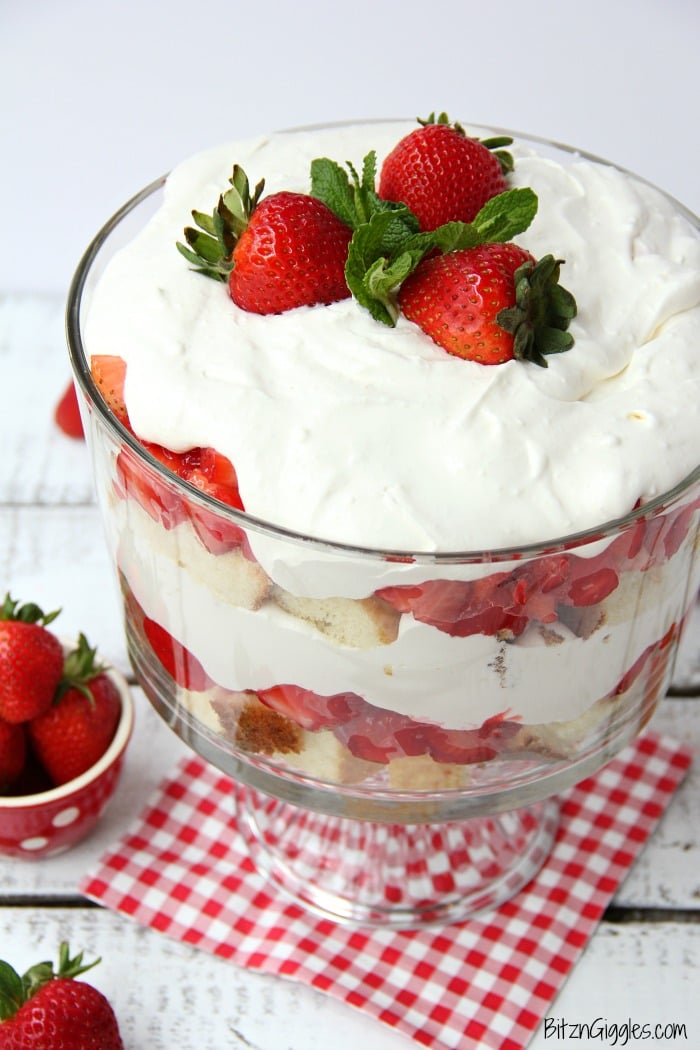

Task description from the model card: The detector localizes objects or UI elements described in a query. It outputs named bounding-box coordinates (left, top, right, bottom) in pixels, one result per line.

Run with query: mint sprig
left=342, top=186, right=539, bottom=326
left=311, top=151, right=414, bottom=231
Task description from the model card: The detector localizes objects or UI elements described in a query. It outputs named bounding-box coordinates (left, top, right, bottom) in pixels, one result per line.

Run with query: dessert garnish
left=398, top=244, right=577, bottom=365
left=176, top=113, right=576, bottom=365
left=310, top=146, right=538, bottom=326
left=377, top=111, right=514, bottom=230
left=176, top=167, right=352, bottom=314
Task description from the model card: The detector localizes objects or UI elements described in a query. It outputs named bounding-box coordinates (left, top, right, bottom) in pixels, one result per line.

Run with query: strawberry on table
left=399, top=243, right=577, bottom=366
left=177, top=166, right=353, bottom=314
left=0, top=942, right=123, bottom=1049
left=0, top=595, right=63, bottom=724
left=28, top=634, right=121, bottom=786
left=378, top=112, right=513, bottom=231
left=54, top=379, right=84, bottom=439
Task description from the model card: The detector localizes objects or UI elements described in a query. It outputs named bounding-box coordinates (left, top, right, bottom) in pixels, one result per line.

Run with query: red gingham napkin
left=81, top=732, right=691, bottom=1050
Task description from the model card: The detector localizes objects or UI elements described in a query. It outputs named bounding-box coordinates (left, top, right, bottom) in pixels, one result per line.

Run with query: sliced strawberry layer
left=92, top=355, right=129, bottom=426
left=116, top=441, right=188, bottom=530
left=377, top=498, right=699, bottom=640
left=92, top=354, right=249, bottom=549
left=257, top=683, right=517, bottom=765
left=178, top=447, right=251, bottom=556
left=128, top=560, right=683, bottom=770
left=142, top=616, right=214, bottom=692
left=255, top=616, right=680, bottom=767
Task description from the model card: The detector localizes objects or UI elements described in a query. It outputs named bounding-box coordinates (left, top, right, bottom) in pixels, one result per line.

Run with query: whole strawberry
left=0, top=595, right=63, bottom=724
left=177, top=166, right=352, bottom=314
left=0, top=942, right=123, bottom=1049
left=379, top=112, right=513, bottom=231
left=399, top=243, right=577, bottom=366
left=54, top=380, right=84, bottom=439
left=28, top=634, right=121, bottom=786
left=0, top=719, right=26, bottom=790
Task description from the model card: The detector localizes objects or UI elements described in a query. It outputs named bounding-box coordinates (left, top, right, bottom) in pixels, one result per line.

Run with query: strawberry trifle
left=69, top=117, right=700, bottom=804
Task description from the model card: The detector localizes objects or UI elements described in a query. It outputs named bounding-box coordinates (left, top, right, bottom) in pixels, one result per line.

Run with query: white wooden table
left=1, top=294, right=699, bottom=1048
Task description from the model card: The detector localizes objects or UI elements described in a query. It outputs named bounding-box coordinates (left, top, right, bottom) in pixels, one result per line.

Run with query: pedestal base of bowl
left=236, top=786, right=559, bottom=928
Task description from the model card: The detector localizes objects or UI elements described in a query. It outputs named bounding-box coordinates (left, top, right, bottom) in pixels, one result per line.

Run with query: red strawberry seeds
left=0, top=595, right=63, bottom=724
left=399, top=242, right=576, bottom=366
left=28, top=633, right=122, bottom=786
left=230, top=191, right=352, bottom=313
left=378, top=113, right=511, bottom=231
left=0, top=942, right=123, bottom=1049
left=177, top=168, right=352, bottom=314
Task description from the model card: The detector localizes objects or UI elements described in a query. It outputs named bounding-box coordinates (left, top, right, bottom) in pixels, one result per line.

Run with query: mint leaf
left=471, top=187, right=538, bottom=244
left=402, top=221, right=483, bottom=257
left=312, top=151, right=416, bottom=231
left=361, top=151, right=377, bottom=194
left=310, top=157, right=358, bottom=228
left=361, top=251, right=426, bottom=325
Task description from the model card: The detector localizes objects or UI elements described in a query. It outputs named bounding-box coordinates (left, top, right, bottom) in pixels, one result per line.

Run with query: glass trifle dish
left=66, top=116, right=700, bottom=926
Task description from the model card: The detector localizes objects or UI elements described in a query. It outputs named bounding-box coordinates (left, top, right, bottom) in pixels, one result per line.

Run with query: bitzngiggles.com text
left=543, top=1017, right=688, bottom=1045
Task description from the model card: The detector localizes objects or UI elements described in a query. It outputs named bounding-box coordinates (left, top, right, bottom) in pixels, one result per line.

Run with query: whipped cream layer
left=116, top=501, right=698, bottom=729
left=85, top=121, right=700, bottom=554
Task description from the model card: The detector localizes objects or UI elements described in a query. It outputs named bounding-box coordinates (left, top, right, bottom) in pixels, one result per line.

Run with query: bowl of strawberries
left=0, top=595, right=134, bottom=859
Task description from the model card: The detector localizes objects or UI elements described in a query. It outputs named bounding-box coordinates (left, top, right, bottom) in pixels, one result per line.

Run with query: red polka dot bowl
left=0, top=661, right=134, bottom=859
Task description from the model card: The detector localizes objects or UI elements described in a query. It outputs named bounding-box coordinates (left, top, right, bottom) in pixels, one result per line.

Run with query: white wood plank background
left=2, top=293, right=698, bottom=1049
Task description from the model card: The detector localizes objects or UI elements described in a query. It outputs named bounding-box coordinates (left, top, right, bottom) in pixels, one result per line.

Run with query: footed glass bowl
left=66, top=123, right=700, bottom=927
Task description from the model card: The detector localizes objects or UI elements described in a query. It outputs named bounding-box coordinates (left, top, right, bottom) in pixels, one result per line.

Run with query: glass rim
left=65, top=120, right=700, bottom=567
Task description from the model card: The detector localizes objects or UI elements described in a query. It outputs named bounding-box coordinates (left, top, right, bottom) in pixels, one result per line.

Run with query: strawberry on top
left=398, top=244, right=577, bottom=366
left=175, top=113, right=575, bottom=369
left=378, top=111, right=513, bottom=230
left=177, top=166, right=352, bottom=314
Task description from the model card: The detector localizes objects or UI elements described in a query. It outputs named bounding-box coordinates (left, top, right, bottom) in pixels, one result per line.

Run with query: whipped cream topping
left=85, top=121, right=700, bottom=553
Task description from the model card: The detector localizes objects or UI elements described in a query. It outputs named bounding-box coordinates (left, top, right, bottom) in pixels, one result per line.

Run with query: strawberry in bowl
left=0, top=597, right=134, bottom=859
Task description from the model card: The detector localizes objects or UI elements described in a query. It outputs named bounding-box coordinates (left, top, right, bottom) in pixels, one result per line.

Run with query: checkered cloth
left=82, top=732, right=691, bottom=1050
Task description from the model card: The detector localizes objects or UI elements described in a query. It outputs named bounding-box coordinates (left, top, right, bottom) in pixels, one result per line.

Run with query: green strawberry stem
left=0, top=592, right=60, bottom=627
left=55, top=632, right=109, bottom=705
left=176, top=165, right=265, bottom=281
left=496, top=254, right=577, bottom=366
left=0, top=943, right=100, bottom=1021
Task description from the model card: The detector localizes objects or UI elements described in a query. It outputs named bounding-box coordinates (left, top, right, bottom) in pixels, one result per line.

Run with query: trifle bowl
left=66, top=118, right=700, bottom=927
